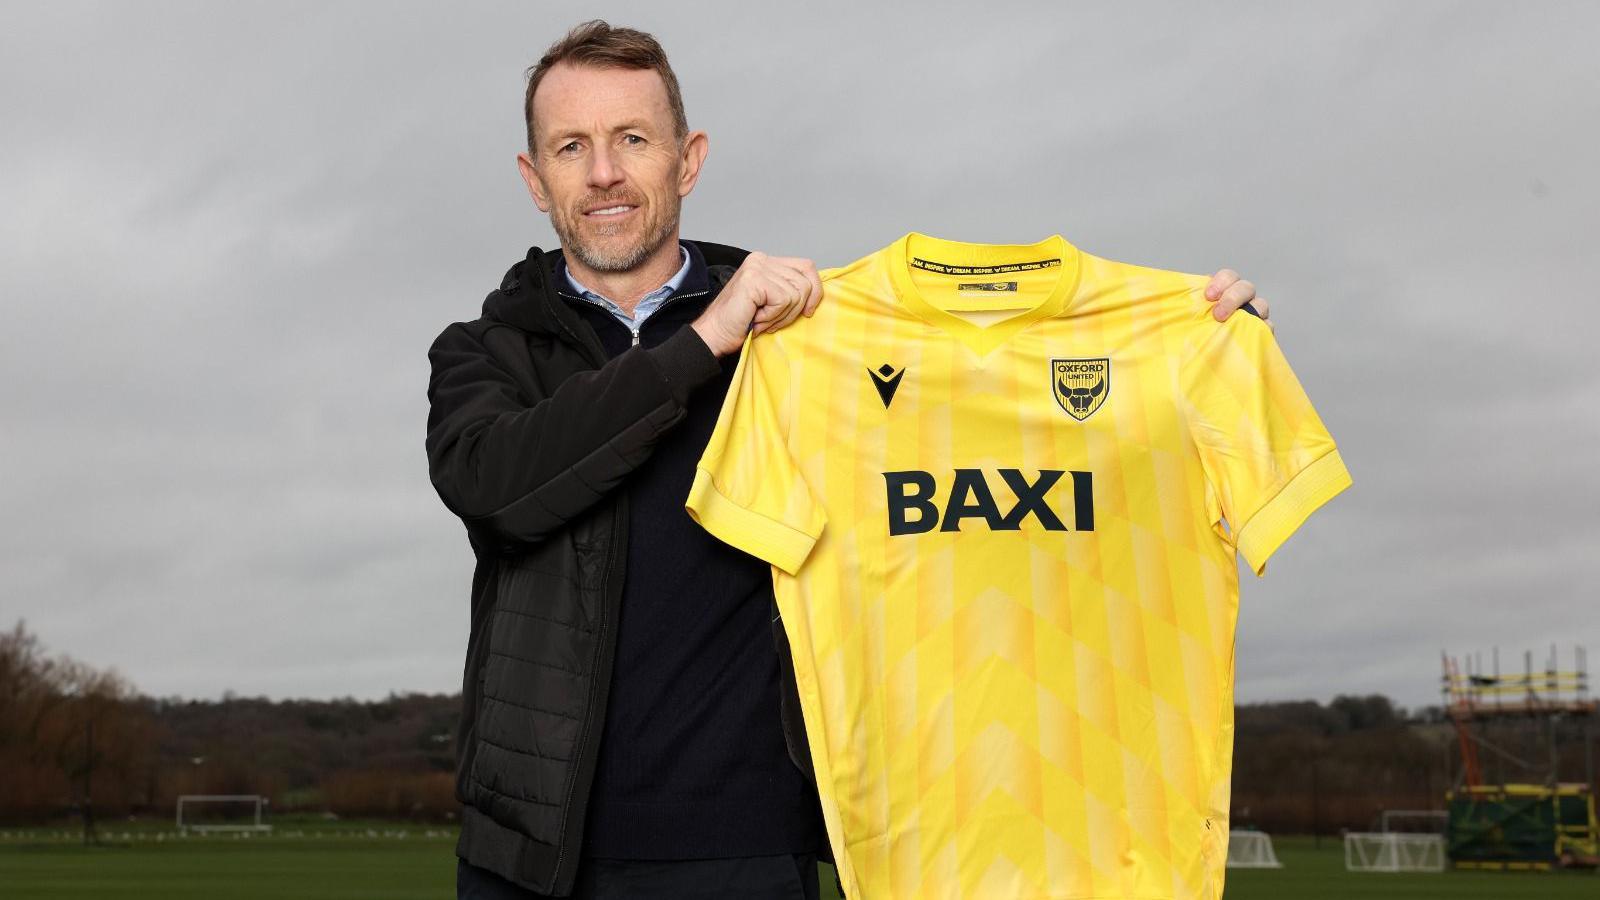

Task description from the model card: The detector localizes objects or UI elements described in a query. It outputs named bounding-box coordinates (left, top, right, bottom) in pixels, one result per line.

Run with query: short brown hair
left=523, top=20, right=688, bottom=153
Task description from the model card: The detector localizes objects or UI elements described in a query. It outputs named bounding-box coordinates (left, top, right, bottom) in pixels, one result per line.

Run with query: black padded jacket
left=424, top=240, right=820, bottom=895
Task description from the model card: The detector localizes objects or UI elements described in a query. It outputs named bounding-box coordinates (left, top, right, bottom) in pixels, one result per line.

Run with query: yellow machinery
left=1446, top=783, right=1598, bottom=870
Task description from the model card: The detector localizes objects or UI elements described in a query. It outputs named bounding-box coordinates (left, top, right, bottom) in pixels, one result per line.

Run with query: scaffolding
left=1439, top=646, right=1600, bottom=869
left=1441, top=645, right=1596, bottom=788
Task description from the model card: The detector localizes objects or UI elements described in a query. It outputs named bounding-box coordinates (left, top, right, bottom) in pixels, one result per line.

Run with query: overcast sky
left=2, top=2, right=1596, bottom=710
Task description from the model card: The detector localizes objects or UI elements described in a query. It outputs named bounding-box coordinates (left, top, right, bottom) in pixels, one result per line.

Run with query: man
left=426, top=20, right=1268, bottom=900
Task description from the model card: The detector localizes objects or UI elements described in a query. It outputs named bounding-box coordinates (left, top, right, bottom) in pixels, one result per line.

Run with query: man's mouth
left=583, top=204, right=637, bottom=217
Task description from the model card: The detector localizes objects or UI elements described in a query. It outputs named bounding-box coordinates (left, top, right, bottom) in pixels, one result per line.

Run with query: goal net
left=176, top=794, right=272, bottom=834
left=1226, top=829, right=1283, bottom=868
left=1344, top=832, right=1445, bottom=872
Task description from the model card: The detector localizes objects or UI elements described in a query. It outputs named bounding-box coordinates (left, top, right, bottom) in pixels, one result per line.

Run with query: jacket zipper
left=541, top=283, right=613, bottom=892
left=544, top=281, right=710, bottom=889
left=544, top=287, right=604, bottom=891
left=550, top=496, right=624, bottom=889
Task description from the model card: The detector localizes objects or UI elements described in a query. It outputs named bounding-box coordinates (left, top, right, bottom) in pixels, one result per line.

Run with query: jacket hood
left=480, top=239, right=751, bottom=335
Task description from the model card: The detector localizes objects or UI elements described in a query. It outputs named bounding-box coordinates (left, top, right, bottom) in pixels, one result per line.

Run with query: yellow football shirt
left=685, top=232, right=1350, bottom=899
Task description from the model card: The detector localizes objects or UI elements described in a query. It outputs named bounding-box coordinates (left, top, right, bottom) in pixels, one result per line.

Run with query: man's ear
left=517, top=151, right=551, bottom=212
left=677, top=130, right=709, bottom=199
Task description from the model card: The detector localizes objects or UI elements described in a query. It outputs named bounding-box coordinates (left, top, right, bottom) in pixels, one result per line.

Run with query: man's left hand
left=1205, top=269, right=1273, bottom=333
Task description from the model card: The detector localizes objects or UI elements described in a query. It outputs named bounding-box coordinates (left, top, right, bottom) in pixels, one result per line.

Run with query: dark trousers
left=457, top=854, right=821, bottom=900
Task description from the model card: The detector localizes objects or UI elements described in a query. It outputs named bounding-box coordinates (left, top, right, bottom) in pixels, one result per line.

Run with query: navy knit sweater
left=559, top=245, right=825, bottom=860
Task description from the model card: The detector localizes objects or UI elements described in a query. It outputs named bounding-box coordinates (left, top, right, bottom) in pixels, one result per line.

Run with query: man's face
left=519, top=63, right=706, bottom=273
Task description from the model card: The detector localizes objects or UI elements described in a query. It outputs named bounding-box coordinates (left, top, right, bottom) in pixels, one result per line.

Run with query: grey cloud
left=2, top=1, right=1596, bottom=708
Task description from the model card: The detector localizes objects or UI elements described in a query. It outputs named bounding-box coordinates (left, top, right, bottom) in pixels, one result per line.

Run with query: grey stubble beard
left=555, top=190, right=681, bottom=274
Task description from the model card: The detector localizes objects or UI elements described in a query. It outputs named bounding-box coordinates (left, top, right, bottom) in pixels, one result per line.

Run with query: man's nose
left=586, top=145, right=625, bottom=190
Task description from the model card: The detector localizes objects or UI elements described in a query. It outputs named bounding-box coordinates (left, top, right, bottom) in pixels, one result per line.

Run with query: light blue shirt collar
left=562, top=243, right=692, bottom=331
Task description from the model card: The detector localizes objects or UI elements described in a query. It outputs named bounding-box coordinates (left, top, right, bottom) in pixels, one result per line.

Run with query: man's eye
left=559, top=141, right=581, bottom=154
left=622, top=134, right=645, bottom=146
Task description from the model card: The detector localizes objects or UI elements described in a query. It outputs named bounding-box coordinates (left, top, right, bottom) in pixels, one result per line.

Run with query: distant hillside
left=142, top=691, right=460, bottom=819
left=5, top=620, right=1594, bottom=831
left=1, top=620, right=460, bottom=823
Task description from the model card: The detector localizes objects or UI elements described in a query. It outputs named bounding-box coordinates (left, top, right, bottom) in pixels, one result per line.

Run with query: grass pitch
left=1224, top=836, right=1598, bottom=900
left=0, top=818, right=468, bottom=900
left=3, top=828, right=1596, bottom=898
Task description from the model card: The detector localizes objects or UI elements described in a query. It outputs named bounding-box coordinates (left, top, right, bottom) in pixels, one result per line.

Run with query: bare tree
left=0, top=620, right=152, bottom=830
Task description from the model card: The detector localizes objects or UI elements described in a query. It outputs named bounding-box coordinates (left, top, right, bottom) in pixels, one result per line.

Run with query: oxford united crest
left=1052, top=358, right=1110, bottom=421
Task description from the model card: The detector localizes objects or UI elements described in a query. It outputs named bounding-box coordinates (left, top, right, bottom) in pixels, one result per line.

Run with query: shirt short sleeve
left=686, top=331, right=826, bottom=575
left=1179, top=313, right=1351, bottom=576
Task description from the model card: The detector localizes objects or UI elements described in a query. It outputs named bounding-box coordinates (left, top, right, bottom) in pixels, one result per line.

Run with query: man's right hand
left=691, top=252, right=823, bottom=357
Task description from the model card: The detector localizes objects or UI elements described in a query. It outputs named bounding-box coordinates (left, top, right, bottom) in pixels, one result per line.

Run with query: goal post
left=1344, top=832, right=1446, bottom=872
left=176, top=794, right=272, bottom=834
left=1226, top=829, right=1284, bottom=868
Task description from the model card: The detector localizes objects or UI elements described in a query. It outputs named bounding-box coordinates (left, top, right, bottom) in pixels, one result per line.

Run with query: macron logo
left=868, top=363, right=905, bottom=409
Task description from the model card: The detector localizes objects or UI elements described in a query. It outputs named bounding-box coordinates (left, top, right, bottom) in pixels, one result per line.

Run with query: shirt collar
left=560, top=243, right=693, bottom=326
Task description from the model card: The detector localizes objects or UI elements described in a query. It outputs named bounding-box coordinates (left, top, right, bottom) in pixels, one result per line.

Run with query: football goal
left=1344, top=832, right=1446, bottom=872
left=1226, top=829, right=1284, bottom=868
left=176, top=794, right=272, bottom=834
